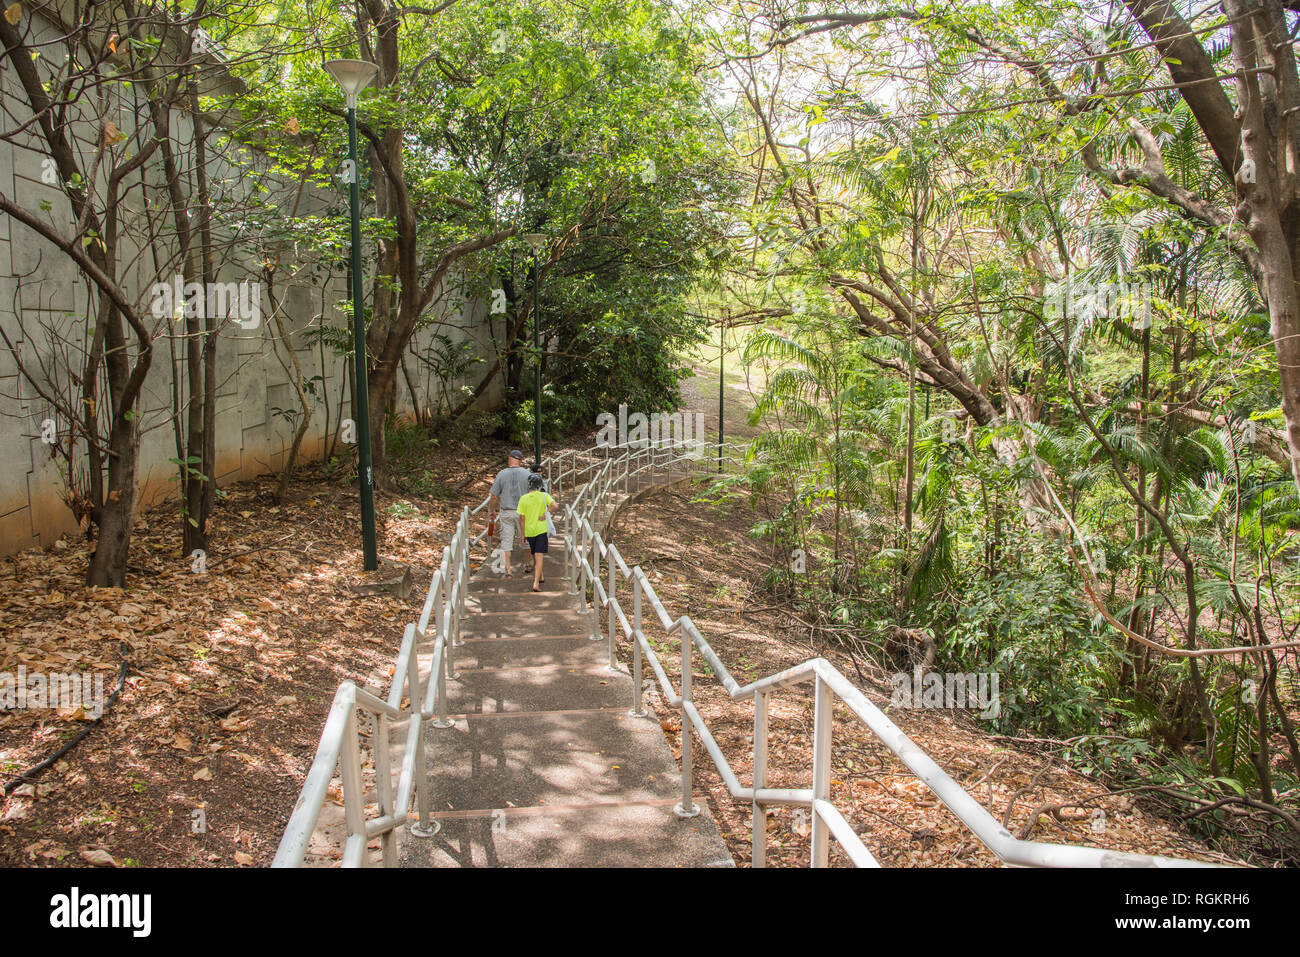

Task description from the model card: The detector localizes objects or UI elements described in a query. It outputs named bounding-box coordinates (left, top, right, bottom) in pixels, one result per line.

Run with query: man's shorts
left=526, top=532, right=549, bottom=554
left=500, top=518, right=520, bottom=552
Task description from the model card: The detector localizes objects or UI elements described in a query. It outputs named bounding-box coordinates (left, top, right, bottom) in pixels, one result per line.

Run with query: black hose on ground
left=1, top=645, right=131, bottom=797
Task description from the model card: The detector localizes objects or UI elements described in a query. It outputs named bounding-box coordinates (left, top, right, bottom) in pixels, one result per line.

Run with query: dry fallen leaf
left=234, top=851, right=254, bottom=866
left=79, top=847, right=122, bottom=867
left=173, top=733, right=193, bottom=752
left=24, top=840, right=67, bottom=861
left=193, top=767, right=213, bottom=781
left=3, top=4, right=21, bottom=26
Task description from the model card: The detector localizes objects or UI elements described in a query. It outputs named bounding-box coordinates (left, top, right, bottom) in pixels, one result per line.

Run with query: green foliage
left=947, top=551, right=1113, bottom=735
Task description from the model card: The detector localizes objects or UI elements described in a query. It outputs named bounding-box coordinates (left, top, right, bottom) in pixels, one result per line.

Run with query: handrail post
left=445, top=576, right=459, bottom=680
left=431, top=577, right=453, bottom=729
left=455, top=507, right=469, bottom=647
left=461, top=510, right=471, bottom=609
left=630, top=576, right=646, bottom=717
left=811, top=674, right=832, bottom=868
left=565, top=509, right=577, bottom=594
left=573, top=518, right=584, bottom=602
left=606, top=552, right=617, bottom=670
left=340, top=704, right=368, bottom=866
left=674, top=634, right=700, bottom=818
left=374, top=711, right=396, bottom=867
left=752, top=689, right=769, bottom=867
left=408, top=632, right=439, bottom=838
left=582, top=522, right=593, bottom=614
left=589, top=530, right=603, bottom=642
left=561, top=507, right=567, bottom=583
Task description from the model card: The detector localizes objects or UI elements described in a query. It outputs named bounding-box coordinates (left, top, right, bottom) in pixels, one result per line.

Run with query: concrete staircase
left=399, top=533, right=735, bottom=868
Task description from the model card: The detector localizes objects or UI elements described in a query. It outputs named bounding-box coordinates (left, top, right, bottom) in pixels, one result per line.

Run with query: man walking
left=489, top=449, right=530, bottom=576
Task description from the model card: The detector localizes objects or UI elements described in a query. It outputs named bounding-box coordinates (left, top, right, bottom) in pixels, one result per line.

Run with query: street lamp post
left=522, top=232, right=547, bottom=466
left=718, top=320, right=725, bottom=474
left=325, top=59, right=380, bottom=571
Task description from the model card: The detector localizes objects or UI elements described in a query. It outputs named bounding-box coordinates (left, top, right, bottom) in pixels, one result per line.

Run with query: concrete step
left=469, top=578, right=571, bottom=596
left=468, top=591, right=575, bottom=612
left=400, top=799, right=734, bottom=868
left=445, top=663, right=627, bottom=713
left=454, top=635, right=604, bottom=670
left=423, top=708, right=683, bottom=811
left=457, top=612, right=592, bottom=641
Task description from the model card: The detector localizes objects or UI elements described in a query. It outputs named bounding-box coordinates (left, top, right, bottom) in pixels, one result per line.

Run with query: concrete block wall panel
left=24, top=430, right=68, bottom=547
left=0, top=373, right=28, bottom=526
left=0, top=138, right=11, bottom=245
left=0, top=506, right=32, bottom=556
left=212, top=388, right=244, bottom=486
left=0, top=273, right=18, bottom=373
left=233, top=319, right=266, bottom=357
left=10, top=308, right=64, bottom=413
left=264, top=380, right=295, bottom=473
left=236, top=349, right=270, bottom=478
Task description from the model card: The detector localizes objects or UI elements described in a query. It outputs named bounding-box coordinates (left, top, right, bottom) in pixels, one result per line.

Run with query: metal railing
left=563, top=440, right=1214, bottom=869
left=272, top=500, right=472, bottom=866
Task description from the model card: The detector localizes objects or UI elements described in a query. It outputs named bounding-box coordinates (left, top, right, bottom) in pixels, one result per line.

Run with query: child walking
left=516, top=473, right=556, bottom=592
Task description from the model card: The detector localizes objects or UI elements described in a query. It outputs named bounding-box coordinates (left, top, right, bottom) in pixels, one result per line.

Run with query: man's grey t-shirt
left=490, top=466, right=531, bottom=510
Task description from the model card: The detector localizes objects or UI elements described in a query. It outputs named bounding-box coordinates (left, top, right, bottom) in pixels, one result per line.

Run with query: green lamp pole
left=522, top=232, right=547, bottom=465
left=718, top=320, right=725, bottom=474
left=326, top=59, right=380, bottom=570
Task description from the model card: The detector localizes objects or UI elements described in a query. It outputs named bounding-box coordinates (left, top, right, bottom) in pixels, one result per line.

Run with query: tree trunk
left=88, top=420, right=141, bottom=587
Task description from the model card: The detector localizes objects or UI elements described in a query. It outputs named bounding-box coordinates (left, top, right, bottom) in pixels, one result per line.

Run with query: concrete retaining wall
left=0, top=8, right=502, bottom=556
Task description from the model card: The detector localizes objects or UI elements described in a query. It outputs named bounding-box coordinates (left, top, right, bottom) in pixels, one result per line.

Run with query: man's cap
left=508, top=449, right=524, bottom=460
left=528, top=473, right=546, bottom=490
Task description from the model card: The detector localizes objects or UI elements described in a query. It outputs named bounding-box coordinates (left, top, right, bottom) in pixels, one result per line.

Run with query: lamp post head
left=521, top=232, right=548, bottom=254
left=324, top=59, right=380, bottom=108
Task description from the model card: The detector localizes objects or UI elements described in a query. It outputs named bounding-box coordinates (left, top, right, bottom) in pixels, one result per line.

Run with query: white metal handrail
left=563, top=440, right=1215, bottom=869
left=273, top=501, right=475, bottom=866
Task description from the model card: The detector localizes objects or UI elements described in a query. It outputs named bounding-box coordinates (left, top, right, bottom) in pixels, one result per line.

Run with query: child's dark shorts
left=527, top=532, right=549, bottom=554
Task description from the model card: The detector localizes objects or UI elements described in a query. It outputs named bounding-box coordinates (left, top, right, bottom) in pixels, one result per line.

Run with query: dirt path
left=678, top=330, right=769, bottom=441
